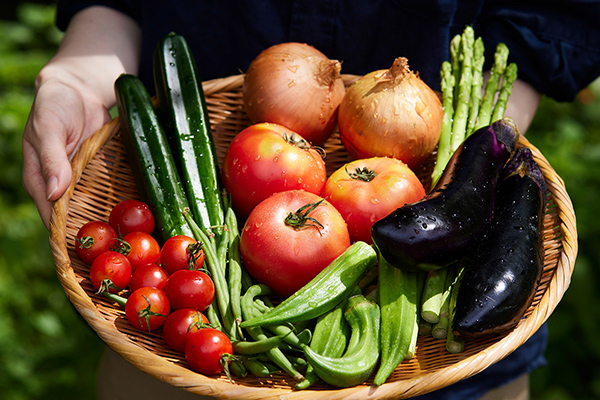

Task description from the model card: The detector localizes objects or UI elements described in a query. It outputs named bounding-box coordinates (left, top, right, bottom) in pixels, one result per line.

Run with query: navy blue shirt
left=56, top=0, right=600, bottom=101
left=55, top=1, right=569, bottom=398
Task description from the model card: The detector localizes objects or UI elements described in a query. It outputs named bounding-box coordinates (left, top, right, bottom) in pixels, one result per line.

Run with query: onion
left=243, top=42, right=345, bottom=145
left=338, top=57, right=443, bottom=168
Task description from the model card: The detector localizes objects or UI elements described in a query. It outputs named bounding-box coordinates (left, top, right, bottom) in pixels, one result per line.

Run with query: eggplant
left=453, top=147, right=547, bottom=339
left=371, top=118, right=520, bottom=271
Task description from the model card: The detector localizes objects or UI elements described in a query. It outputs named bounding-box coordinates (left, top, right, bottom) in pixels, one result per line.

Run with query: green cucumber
left=114, top=73, right=193, bottom=242
left=153, top=32, right=224, bottom=233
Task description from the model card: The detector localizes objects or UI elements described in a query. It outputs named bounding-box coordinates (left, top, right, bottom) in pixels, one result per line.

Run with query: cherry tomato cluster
left=75, top=199, right=232, bottom=376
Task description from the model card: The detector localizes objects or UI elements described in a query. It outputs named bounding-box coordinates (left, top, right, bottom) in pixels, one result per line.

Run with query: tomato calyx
left=282, top=132, right=326, bottom=158
left=345, top=165, right=377, bottom=182
left=186, top=242, right=204, bottom=270
left=137, top=294, right=169, bottom=332
left=97, top=280, right=127, bottom=307
left=284, top=199, right=325, bottom=233
left=76, top=235, right=95, bottom=249
left=111, top=238, right=132, bottom=256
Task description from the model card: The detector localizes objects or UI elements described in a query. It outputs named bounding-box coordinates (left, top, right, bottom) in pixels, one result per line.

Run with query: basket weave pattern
left=49, top=74, right=578, bottom=399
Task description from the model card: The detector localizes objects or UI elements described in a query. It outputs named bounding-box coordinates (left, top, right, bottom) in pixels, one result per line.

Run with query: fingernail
left=46, top=176, right=58, bottom=201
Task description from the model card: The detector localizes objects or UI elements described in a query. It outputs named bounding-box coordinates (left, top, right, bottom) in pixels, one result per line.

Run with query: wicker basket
left=49, top=74, right=577, bottom=399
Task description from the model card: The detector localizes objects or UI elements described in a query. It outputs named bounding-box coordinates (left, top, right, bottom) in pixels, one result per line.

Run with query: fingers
left=22, top=80, right=110, bottom=229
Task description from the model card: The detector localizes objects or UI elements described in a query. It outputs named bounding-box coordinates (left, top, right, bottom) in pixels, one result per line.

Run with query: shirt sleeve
left=475, top=0, right=600, bottom=102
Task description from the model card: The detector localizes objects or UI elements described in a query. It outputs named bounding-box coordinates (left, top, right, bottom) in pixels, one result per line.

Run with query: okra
left=296, top=302, right=350, bottom=390
left=373, top=255, right=420, bottom=386
left=302, top=295, right=380, bottom=388
left=241, top=242, right=377, bottom=328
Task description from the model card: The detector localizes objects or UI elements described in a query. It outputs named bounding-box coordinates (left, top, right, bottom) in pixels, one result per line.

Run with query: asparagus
left=491, top=62, right=518, bottom=122
left=446, top=267, right=465, bottom=354
left=476, top=42, right=509, bottom=129
left=430, top=61, right=455, bottom=188
left=420, top=268, right=448, bottom=324
left=450, top=26, right=475, bottom=152
left=450, top=34, right=462, bottom=101
left=466, top=37, right=485, bottom=137
left=431, top=266, right=457, bottom=340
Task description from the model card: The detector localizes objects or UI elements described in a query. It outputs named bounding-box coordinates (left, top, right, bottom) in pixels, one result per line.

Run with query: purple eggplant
left=453, top=147, right=547, bottom=339
left=371, top=118, right=520, bottom=272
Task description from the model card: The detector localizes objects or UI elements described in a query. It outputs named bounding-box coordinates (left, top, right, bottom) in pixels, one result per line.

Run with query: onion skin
left=338, top=57, right=443, bottom=169
left=243, top=42, right=345, bottom=145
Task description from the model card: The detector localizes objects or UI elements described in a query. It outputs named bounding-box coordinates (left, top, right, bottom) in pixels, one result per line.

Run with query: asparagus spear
left=491, top=62, right=518, bottom=122
left=446, top=267, right=465, bottom=354
left=450, top=33, right=462, bottom=101
left=476, top=42, right=509, bottom=129
left=421, top=268, right=448, bottom=324
left=466, top=37, right=485, bottom=137
left=430, top=61, right=455, bottom=188
left=449, top=26, right=475, bottom=152
left=431, top=265, right=457, bottom=340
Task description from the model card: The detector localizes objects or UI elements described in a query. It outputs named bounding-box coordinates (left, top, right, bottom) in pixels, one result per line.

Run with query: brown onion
left=338, top=57, right=443, bottom=168
left=243, top=42, right=345, bottom=145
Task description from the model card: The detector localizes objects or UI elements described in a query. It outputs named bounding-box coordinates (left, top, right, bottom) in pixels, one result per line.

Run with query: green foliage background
left=1, top=3, right=599, bottom=399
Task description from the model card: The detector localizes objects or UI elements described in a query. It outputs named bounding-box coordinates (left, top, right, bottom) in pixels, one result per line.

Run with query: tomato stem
left=284, top=199, right=326, bottom=233
left=345, top=165, right=377, bottom=182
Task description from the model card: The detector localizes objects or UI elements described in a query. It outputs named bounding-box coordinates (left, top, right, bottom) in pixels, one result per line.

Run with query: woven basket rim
left=48, top=73, right=578, bottom=399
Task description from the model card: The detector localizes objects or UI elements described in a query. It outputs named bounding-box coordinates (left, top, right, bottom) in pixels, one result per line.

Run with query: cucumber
left=153, top=32, right=224, bottom=233
left=114, top=73, right=194, bottom=242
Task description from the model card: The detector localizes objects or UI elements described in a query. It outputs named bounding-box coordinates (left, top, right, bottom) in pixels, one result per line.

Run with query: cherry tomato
left=322, top=157, right=426, bottom=244
left=119, top=231, right=161, bottom=271
left=129, top=263, right=169, bottom=292
left=163, top=308, right=209, bottom=353
left=109, top=199, right=155, bottom=237
left=75, top=221, right=118, bottom=265
left=221, top=122, right=327, bottom=219
left=240, top=190, right=351, bottom=298
left=125, top=287, right=170, bottom=332
left=160, top=235, right=205, bottom=275
left=89, top=250, right=132, bottom=293
left=185, top=328, right=232, bottom=375
left=164, top=269, right=215, bottom=312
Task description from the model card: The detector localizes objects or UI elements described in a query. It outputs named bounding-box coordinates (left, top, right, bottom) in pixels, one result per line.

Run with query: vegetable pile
left=74, top=26, right=549, bottom=390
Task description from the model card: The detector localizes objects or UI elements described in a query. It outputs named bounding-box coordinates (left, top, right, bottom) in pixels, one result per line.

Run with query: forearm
left=37, top=6, right=142, bottom=109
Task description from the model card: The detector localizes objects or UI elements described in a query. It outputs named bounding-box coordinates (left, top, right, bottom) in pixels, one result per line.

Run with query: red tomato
left=185, top=328, right=232, bottom=375
left=120, top=231, right=161, bottom=271
left=160, top=235, right=205, bottom=275
left=322, top=157, right=426, bottom=244
left=75, top=221, right=118, bottom=265
left=109, top=199, right=155, bottom=236
left=89, top=250, right=132, bottom=293
left=240, top=190, right=351, bottom=298
left=221, top=122, right=327, bottom=219
left=163, top=308, right=209, bottom=353
left=164, top=269, right=215, bottom=312
left=129, top=263, right=169, bottom=292
left=125, top=287, right=170, bottom=332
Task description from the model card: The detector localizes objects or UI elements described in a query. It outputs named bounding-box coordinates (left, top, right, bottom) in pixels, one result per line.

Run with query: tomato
left=160, top=235, right=205, bottom=275
left=185, top=328, right=232, bottom=375
left=221, top=122, right=327, bottom=219
left=164, top=269, right=215, bottom=312
left=75, top=221, right=118, bottom=265
left=125, top=287, right=170, bottom=332
left=240, top=190, right=351, bottom=298
left=163, top=308, right=209, bottom=353
left=129, top=263, right=169, bottom=292
left=322, top=157, right=426, bottom=244
left=109, top=199, right=155, bottom=237
left=89, top=250, right=132, bottom=293
left=119, top=231, right=161, bottom=271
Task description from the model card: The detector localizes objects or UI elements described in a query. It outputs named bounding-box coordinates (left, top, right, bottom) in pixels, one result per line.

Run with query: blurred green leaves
left=0, top=3, right=103, bottom=400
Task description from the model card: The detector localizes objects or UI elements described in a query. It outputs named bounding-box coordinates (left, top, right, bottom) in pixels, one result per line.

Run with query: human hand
left=22, top=74, right=111, bottom=229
